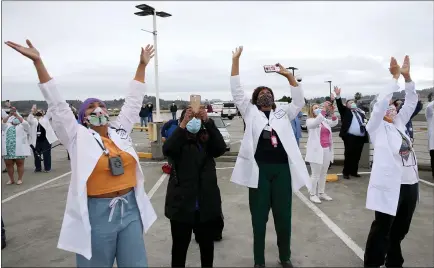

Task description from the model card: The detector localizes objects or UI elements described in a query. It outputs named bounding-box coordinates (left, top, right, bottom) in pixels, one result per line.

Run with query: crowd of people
left=1, top=39, right=433, bottom=268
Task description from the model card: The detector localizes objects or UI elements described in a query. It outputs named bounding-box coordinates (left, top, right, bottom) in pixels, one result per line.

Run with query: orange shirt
left=87, top=137, right=137, bottom=196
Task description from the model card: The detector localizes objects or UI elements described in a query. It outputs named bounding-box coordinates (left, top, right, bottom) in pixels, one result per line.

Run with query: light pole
left=135, top=4, right=171, bottom=122
left=286, top=67, right=298, bottom=76
left=325, top=80, right=332, bottom=97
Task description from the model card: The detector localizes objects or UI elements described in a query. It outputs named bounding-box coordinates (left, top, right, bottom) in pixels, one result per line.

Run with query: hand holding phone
left=263, top=64, right=281, bottom=73
left=190, top=95, right=201, bottom=113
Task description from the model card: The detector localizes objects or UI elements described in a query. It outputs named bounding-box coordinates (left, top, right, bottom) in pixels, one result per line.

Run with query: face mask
left=350, top=103, right=357, bottom=109
left=12, top=118, right=20, bottom=125
left=257, top=94, right=274, bottom=107
left=386, top=106, right=397, bottom=120
left=186, top=118, right=201, bottom=134
left=35, top=112, right=43, bottom=117
left=314, top=108, right=322, bottom=116
left=86, top=107, right=109, bottom=127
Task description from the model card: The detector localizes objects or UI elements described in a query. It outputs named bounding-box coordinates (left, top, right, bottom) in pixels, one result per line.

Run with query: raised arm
left=163, top=108, right=192, bottom=158
left=111, top=45, right=154, bottom=134
left=366, top=57, right=401, bottom=134
left=230, top=46, right=252, bottom=117
left=333, top=86, right=348, bottom=117
left=410, top=100, right=423, bottom=119
left=199, top=110, right=226, bottom=158
left=5, top=39, right=78, bottom=149
left=395, top=56, right=417, bottom=126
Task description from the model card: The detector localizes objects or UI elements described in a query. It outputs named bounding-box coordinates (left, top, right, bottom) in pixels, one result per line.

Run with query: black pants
left=1, top=217, right=5, bottom=242
left=342, top=134, right=365, bottom=176
left=32, top=139, right=52, bottom=171
left=364, top=183, right=419, bottom=267
left=194, top=213, right=224, bottom=240
left=430, top=150, right=434, bottom=178
left=170, top=212, right=216, bottom=267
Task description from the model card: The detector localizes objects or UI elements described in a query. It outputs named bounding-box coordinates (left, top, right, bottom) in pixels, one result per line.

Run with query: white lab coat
left=27, top=113, right=58, bottom=146
left=305, top=114, right=338, bottom=164
left=426, top=101, right=434, bottom=150
left=230, top=75, right=311, bottom=192
left=1, top=120, right=31, bottom=157
left=366, top=79, right=419, bottom=216
left=38, top=79, right=157, bottom=260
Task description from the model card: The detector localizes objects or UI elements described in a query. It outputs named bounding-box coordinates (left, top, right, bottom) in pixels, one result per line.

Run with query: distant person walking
left=207, top=103, right=213, bottom=113
left=290, top=111, right=303, bottom=146
left=170, top=102, right=178, bottom=120
left=139, top=103, right=149, bottom=130
left=147, top=103, right=154, bottom=123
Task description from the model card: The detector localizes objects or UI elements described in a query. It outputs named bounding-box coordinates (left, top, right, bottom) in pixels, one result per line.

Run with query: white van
left=221, top=102, right=237, bottom=120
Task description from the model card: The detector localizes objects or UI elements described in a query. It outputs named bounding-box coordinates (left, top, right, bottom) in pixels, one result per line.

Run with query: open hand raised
left=140, top=44, right=155, bottom=66
left=400, top=55, right=410, bottom=78
left=389, top=57, right=401, bottom=79
left=330, top=93, right=335, bottom=102
left=333, top=86, right=341, bottom=96
left=232, top=46, right=243, bottom=60
left=5, top=39, right=40, bottom=62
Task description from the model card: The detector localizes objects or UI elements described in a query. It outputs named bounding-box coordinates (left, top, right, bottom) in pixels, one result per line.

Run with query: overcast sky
left=1, top=1, right=433, bottom=102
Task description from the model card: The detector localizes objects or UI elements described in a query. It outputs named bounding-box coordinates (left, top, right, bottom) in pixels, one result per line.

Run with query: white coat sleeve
left=27, top=113, right=38, bottom=126
left=281, top=83, right=305, bottom=121
left=21, top=120, right=30, bottom=133
left=325, top=116, right=339, bottom=128
left=396, top=81, right=417, bottom=126
left=306, top=114, right=325, bottom=129
left=1, top=123, right=7, bottom=131
left=425, top=101, right=433, bottom=122
left=1, top=109, right=7, bottom=119
left=366, top=78, right=399, bottom=134
left=38, top=79, right=78, bottom=149
left=230, top=75, right=252, bottom=117
left=111, top=80, right=147, bottom=134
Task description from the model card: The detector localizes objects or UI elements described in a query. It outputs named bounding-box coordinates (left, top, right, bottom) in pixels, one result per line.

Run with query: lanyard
left=92, top=133, right=109, bottom=156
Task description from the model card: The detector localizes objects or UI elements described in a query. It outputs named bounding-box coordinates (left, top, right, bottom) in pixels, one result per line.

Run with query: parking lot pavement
left=2, top=161, right=433, bottom=267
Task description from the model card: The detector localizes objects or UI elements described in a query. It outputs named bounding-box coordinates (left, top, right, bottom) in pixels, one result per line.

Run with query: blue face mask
left=186, top=118, right=201, bottom=134
left=12, top=118, right=20, bottom=125
left=350, top=103, right=357, bottom=109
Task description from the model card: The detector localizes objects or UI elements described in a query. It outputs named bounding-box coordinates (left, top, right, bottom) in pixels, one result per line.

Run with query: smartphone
left=32, top=104, right=37, bottom=110
left=263, top=64, right=280, bottom=73
left=190, top=95, right=201, bottom=113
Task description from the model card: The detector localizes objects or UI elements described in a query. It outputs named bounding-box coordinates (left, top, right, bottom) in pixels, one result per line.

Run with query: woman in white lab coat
left=1, top=107, right=31, bottom=185
left=230, top=46, right=310, bottom=268
left=426, top=100, right=433, bottom=178
left=6, top=39, right=157, bottom=267
left=363, top=56, right=419, bottom=268
left=305, top=99, right=338, bottom=203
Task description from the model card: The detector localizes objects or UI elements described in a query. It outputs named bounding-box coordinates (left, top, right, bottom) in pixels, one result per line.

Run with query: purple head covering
left=78, top=98, right=106, bottom=124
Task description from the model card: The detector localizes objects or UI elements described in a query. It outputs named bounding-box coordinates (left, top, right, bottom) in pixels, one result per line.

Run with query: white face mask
left=86, top=107, right=109, bottom=127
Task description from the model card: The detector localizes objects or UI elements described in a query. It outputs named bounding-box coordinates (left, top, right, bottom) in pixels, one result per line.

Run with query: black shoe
left=214, top=235, right=222, bottom=242
left=279, top=260, right=294, bottom=268
left=2, top=239, right=6, bottom=250
left=254, top=265, right=265, bottom=268
left=2, top=169, right=6, bottom=173
left=34, top=169, right=42, bottom=173
left=343, top=174, right=350, bottom=180
left=351, top=173, right=361, bottom=177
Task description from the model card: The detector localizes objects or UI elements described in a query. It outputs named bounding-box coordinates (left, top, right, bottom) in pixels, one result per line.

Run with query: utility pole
left=325, top=80, right=332, bottom=97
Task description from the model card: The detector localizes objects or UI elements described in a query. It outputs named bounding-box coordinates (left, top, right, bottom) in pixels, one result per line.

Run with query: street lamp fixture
left=134, top=4, right=172, bottom=122
left=286, top=66, right=302, bottom=82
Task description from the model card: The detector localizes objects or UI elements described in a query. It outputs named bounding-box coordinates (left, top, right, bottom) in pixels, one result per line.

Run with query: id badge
left=37, top=131, right=41, bottom=137
left=262, top=130, right=271, bottom=140
left=108, top=156, right=124, bottom=176
left=271, top=135, right=278, bottom=147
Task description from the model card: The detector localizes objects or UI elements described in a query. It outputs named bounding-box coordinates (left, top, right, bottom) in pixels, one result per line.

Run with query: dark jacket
left=336, top=97, right=369, bottom=142
left=139, top=107, right=149, bottom=118
left=170, top=104, right=178, bottom=113
left=163, top=119, right=227, bottom=223
left=402, top=100, right=423, bottom=139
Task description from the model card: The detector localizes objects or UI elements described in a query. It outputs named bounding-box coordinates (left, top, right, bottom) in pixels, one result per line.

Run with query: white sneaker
left=319, top=193, right=333, bottom=201
left=310, top=195, right=321, bottom=204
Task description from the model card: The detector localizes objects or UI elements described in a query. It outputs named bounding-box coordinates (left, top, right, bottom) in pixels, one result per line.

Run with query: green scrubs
left=249, top=163, right=292, bottom=265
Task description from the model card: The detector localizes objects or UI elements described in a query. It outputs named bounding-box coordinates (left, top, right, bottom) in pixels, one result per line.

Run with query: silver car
left=208, top=113, right=231, bottom=151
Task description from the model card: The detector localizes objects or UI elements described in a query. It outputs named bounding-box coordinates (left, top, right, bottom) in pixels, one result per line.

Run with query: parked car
left=212, top=102, right=223, bottom=114
left=208, top=113, right=231, bottom=151
left=221, top=102, right=237, bottom=120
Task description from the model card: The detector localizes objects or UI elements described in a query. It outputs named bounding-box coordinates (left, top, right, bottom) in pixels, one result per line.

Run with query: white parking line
left=1, top=171, right=72, bottom=204
left=294, top=191, right=365, bottom=260
left=335, top=172, right=434, bottom=187
left=230, top=140, right=241, bottom=145
left=148, top=174, right=168, bottom=198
